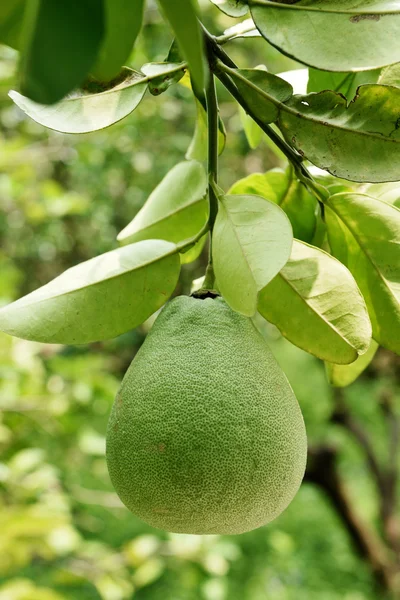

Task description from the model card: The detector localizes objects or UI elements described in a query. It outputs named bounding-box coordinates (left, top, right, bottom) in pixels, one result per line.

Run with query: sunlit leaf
left=19, top=0, right=105, bottom=104
left=0, top=240, right=180, bottom=344
left=92, top=0, right=145, bottom=81
left=378, top=62, right=400, bottom=87
left=251, top=0, right=400, bottom=72
left=213, top=193, right=293, bottom=316
left=222, top=18, right=260, bottom=40
left=325, top=192, right=400, bottom=354
left=10, top=68, right=148, bottom=133
left=156, top=0, right=208, bottom=91
left=229, top=168, right=317, bottom=243
left=259, top=240, right=372, bottom=364
left=180, top=234, right=207, bottom=264
left=326, top=340, right=379, bottom=387
left=118, top=161, right=208, bottom=246
left=279, top=85, right=400, bottom=182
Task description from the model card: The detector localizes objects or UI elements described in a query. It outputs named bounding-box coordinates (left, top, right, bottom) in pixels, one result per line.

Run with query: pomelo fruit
left=106, top=294, right=307, bottom=534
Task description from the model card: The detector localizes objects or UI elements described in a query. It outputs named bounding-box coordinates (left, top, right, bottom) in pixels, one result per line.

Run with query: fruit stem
left=204, top=65, right=219, bottom=288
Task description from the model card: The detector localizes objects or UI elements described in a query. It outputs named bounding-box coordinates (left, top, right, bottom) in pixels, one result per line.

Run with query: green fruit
left=106, top=295, right=307, bottom=534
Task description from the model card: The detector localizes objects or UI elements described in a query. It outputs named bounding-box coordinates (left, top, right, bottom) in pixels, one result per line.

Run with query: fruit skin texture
left=106, top=295, right=307, bottom=535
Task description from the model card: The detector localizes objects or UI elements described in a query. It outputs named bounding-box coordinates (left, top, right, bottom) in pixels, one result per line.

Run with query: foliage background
left=0, top=2, right=398, bottom=599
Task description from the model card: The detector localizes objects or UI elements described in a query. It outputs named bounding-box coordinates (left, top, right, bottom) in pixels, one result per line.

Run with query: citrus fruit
left=106, top=294, right=307, bottom=534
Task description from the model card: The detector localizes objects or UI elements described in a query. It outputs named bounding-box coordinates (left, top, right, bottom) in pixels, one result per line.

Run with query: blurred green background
left=1, top=2, right=399, bottom=599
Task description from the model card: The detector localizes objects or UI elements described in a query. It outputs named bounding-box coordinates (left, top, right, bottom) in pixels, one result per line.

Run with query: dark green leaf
left=229, top=168, right=317, bottom=243
left=118, top=161, right=208, bottom=246
left=325, top=193, right=400, bottom=354
left=156, top=0, right=207, bottom=91
left=92, top=0, right=145, bottom=81
left=209, top=0, right=248, bottom=17
left=213, top=193, right=293, bottom=316
left=142, top=62, right=185, bottom=96
left=279, top=85, right=400, bottom=182
left=19, top=0, right=105, bottom=104
left=0, top=0, right=26, bottom=49
left=10, top=68, right=148, bottom=133
left=259, top=240, right=372, bottom=364
left=251, top=0, right=400, bottom=71
left=326, top=340, right=379, bottom=387
left=229, top=68, right=293, bottom=124
left=0, top=240, right=180, bottom=344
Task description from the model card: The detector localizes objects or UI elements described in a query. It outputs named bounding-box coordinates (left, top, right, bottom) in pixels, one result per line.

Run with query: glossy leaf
left=326, top=340, right=379, bottom=387
left=118, top=161, right=208, bottom=246
left=229, top=168, right=317, bottom=243
left=251, top=0, right=400, bottom=72
left=156, top=0, right=207, bottom=91
left=229, top=68, right=292, bottom=124
left=9, top=68, right=148, bottom=133
left=212, top=193, right=293, bottom=316
left=210, top=0, right=248, bottom=17
left=0, top=0, right=25, bottom=49
left=364, top=182, right=400, bottom=208
left=325, top=193, right=400, bottom=354
left=279, top=85, right=400, bottom=182
left=92, top=0, right=145, bottom=81
left=259, top=240, right=372, bottom=364
left=20, top=0, right=105, bottom=104
left=0, top=240, right=180, bottom=344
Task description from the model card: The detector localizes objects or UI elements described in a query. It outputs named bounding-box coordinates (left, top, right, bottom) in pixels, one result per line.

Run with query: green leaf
left=363, top=182, right=400, bottom=208
left=0, top=0, right=26, bottom=49
left=92, top=0, right=145, bottom=81
left=209, top=0, right=248, bottom=17
left=239, top=106, right=263, bottom=149
left=308, top=68, right=381, bottom=99
left=19, top=0, right=105, bottom=104
left=156, top=0, right=207, bottom=91
left=118, top=161, right=208, bottom=246
left=142, top=62, right=185, bottom=96
left=180, top=233, right=207, bottom=264
left=9, top=68, right=148, bottom=133
left=229, top=168, right=317, bottom=243
left=0, top=240, right=180, bottom=344
left=228, top=68, right=293, bottom=124
left=186, top=97, right=226, bottom=161
left=258, top=240, right=372, bottom=364
left=325, top=192, right=400, bottom=354
left=278, top=85, right=400, bottom=182
left=378, top=62, right=400, bottom=87
left=326, top=340, right=379, bottom=387
left=212, top=193, right=293, bottom=316
left=250, top=0, right=400, bottom=72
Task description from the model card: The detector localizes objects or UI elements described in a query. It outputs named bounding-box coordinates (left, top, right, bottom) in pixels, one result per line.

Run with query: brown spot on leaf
left=350, top=14, right=380, bottom=23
